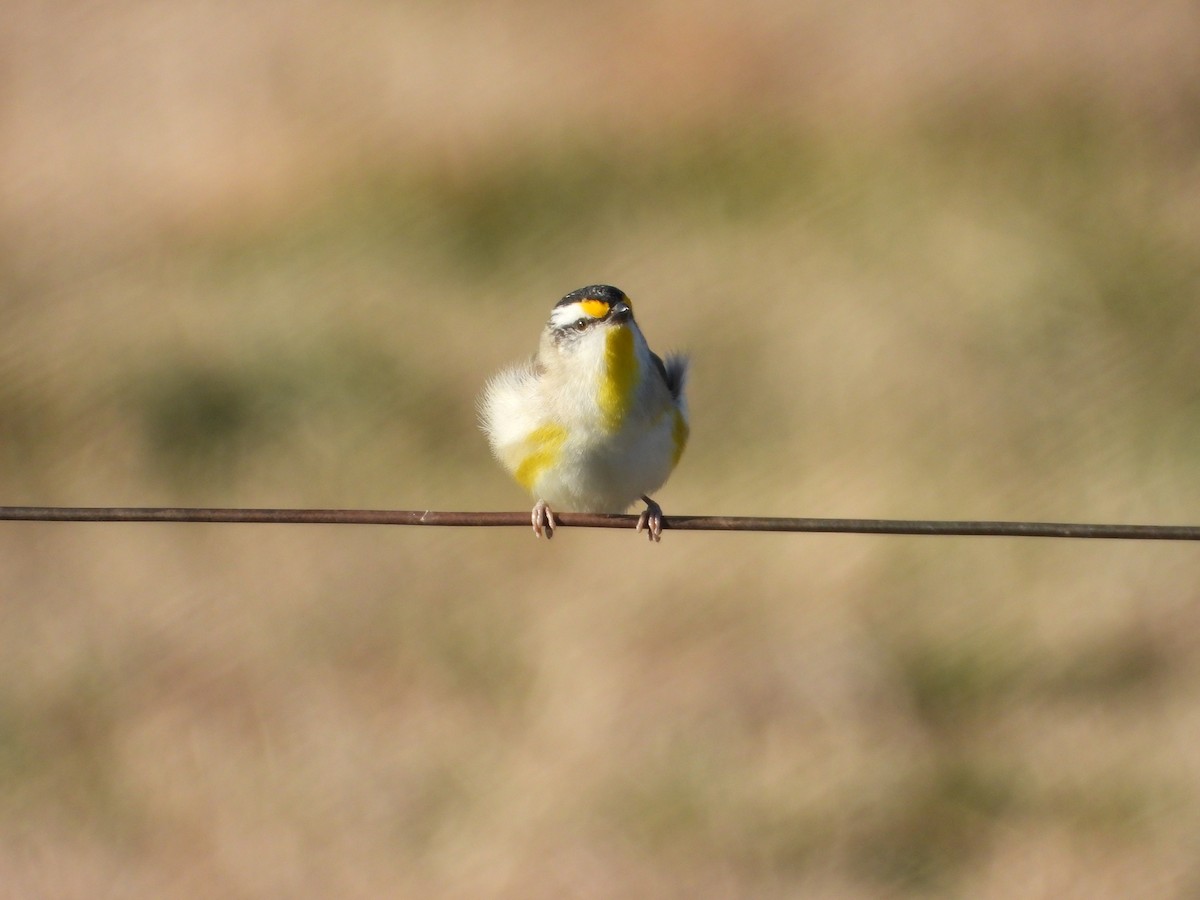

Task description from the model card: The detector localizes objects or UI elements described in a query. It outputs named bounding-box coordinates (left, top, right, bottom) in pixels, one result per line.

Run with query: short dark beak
left=609, top=301, right=632, bottom=324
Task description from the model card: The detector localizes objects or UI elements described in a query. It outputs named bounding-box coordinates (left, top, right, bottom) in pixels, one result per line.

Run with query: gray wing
left=650, top=351, right=688, bottom=402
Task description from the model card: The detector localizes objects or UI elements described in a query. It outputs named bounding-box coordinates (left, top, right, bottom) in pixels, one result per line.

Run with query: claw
left=531, top=499, right=557, bottom=539
left=635, top=495, right=664, bottom=543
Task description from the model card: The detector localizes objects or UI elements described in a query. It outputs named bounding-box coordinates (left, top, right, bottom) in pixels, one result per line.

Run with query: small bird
left=479, top=285, right=688, bottom=542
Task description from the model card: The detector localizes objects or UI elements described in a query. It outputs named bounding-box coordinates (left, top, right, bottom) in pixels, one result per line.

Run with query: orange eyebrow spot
left=579, top=299, right=610, bottom=319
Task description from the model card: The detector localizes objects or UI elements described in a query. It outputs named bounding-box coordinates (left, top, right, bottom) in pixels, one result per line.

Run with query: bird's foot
left=531, top=499, right=557, bottom=539
left=635, top=495, right=665, bottom=543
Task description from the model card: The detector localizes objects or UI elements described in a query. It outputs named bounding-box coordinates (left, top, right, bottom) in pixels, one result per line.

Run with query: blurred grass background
left=2, top=1, right=1200, bottom=896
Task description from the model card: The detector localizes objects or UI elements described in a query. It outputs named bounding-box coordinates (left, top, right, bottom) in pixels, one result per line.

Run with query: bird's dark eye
left=573, top=319, right=589, bottom=332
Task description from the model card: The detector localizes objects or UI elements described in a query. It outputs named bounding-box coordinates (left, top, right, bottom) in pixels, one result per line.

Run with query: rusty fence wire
left=1, top=507, right=1199, bottom=540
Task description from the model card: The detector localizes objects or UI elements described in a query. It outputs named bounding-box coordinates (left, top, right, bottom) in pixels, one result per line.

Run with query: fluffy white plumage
left=479, top=285, right=688, bottom=540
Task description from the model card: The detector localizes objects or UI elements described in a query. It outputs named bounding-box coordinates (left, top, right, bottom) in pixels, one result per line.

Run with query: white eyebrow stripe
left=550, top=303, right=588, bottom=329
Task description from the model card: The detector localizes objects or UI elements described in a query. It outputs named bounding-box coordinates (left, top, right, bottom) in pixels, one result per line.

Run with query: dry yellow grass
left=2, top=2, right=1200, bottom=897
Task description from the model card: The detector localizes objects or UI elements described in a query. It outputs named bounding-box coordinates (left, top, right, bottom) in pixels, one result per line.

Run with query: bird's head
left=544, top=284, right=636, bottom=350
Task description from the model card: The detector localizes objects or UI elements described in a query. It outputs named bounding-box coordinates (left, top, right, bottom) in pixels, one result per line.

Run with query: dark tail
left=652, top=352, right=688, bottom=402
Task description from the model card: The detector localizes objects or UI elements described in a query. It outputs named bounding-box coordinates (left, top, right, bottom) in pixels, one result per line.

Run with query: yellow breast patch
left=671, top=408, right=689, bottom=467
left=598, top=327, right=638, bottom=433
left=514, top=423, right=567, bottom=490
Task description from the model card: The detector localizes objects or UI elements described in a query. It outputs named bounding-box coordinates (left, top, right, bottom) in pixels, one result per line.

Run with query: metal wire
left=1, top=507, right=1199, bottom=540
